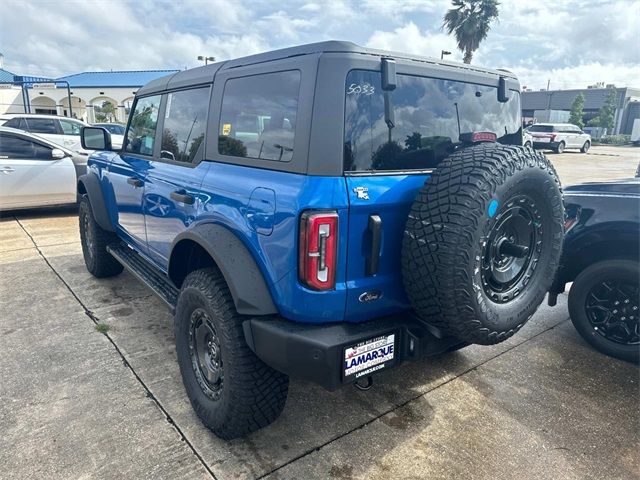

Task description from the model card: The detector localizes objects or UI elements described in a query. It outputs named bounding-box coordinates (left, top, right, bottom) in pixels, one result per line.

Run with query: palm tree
left=443, top=0, right=499, bottom=64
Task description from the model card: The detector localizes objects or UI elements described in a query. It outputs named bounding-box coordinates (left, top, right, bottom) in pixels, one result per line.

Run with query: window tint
left=3, top=118, right=21, bottom=129
left=25, top=118, right=58, bottom=134
left=59, top=119, right=83, bottom=135
left=344, top=71, right=521, bottom=172
left=0, top=134, right=52, bottom=160
left=160, top=87, right=209, bottom=163
left=100, top=124, right=125, bottom=135
left=527, top=125, right=554, bottom=133
left=218, top=70, right=300, bottom=162
left=125, top=95, right=161, bottom=155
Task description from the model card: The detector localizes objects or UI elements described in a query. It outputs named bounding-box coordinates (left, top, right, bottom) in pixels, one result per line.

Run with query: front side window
left=344, top=70, right=521, bottom=172
left=218, top=70, right=300, bottom=162
left=160, top=87, right=209, bottom=164
left=125, top=95, right=161, bottom=156
left=59, top=119, right=83, bottom=135
left=25, top=118, right=58, bottom=134
left=0, top=134, right=51, bottom=160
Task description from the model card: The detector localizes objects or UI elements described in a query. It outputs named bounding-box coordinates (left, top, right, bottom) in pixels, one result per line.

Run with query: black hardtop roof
left=137, top=40, right=517, bottom=96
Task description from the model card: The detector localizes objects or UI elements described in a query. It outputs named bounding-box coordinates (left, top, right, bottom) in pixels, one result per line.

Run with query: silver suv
left=527, top=123, right=591, bottom=154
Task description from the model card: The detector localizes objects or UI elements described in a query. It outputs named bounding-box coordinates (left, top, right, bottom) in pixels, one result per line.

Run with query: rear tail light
left=460, top=131, right=497, bottom=143
left=549, top=134, right=557, bottom=141
left=299, top=211, right=338, bottom=290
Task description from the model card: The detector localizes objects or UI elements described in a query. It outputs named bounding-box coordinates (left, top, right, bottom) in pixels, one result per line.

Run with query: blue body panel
left=89, top=147, right=433, bottom=325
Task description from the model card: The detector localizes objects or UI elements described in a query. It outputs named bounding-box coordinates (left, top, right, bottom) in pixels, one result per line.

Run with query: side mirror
left=51, top=148, right=66, bottom=159
left=81, top=126, right=112, bottom=150
left=498, top=77, right=509, bottom=103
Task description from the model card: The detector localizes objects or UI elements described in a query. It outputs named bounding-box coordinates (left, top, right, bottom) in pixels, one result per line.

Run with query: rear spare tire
left=402, top=144, right=564, bottom=345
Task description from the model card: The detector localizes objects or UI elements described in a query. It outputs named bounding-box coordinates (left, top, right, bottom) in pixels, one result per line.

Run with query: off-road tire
left=402, top=144, right=564, bottom=345
left=580, top=141, right=590, bottom=153
left=174, top=268, right=289, bottom=439
left=555, top=141, right=565, bottom=154
left=568, top=260, right=639, bottom=363
left=79, top=195, right=123, bottom=278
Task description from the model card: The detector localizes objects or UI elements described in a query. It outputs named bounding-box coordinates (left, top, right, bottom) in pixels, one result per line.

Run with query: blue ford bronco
left=78, top=41, right=564, bottom=439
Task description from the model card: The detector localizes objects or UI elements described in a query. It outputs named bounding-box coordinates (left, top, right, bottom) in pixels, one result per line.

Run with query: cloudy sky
left=1, top=0, right=638, bottom=90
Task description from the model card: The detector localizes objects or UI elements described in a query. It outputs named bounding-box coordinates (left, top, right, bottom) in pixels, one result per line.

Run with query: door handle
left=127, top=177, right=143, bottom=187
left=170, top=190, right=195, bottom=205
left=1, top=166, right=15, bottom=174
left=366, top=214, right=382, bottom=276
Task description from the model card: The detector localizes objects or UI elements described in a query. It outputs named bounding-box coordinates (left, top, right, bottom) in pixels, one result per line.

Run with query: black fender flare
left=77, top=173, right=115, bottom=232
left=169, top=224, right=277, bottom=316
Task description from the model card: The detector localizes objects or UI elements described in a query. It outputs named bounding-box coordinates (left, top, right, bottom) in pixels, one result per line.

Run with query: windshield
left=344, top=70, right=521, bottom=172
left=528, top=125, right=554, bottom=133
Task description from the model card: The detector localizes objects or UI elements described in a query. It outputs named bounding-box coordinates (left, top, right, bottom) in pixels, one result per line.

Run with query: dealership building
left=0, top=59, right=177, bottom=123
left=521, top=86, right=640, bottom=135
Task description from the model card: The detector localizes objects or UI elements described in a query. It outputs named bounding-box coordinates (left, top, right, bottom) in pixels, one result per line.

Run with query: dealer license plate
left=343, top=333, right=396, bottom=382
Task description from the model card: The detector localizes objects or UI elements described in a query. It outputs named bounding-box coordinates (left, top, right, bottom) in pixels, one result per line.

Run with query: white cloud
left=366, top=22, right=461, bottom=61
left=0, top=0, right=637, bottom=91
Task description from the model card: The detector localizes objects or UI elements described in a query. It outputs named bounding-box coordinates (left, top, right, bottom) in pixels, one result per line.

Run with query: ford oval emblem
left=359, top=290, right=383, bottom=303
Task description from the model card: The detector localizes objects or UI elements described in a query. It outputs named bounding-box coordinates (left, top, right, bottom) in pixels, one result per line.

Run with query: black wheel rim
left=585, top=279, right=639, bottom=345
left=189, top=308, right=223, bottom=400
left=82, top=207, right=94, bottom=259
left=481, top=195, right=542, bottom=303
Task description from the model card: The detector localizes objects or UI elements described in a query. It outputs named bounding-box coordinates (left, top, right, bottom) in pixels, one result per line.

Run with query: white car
left=527, top=123, right=591, bottom=154
left=0, top=126, right=81, bottom=211
left=0, top=114, right=124, bottom=151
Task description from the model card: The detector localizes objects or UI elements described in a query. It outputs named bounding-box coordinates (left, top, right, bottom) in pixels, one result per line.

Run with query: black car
left=549, top=178, right=640, bottom=362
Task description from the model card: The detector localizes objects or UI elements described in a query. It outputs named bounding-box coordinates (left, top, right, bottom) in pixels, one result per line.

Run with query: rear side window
left=218, top=70, right=300, bottom=162
left=344, top=70, right=521, bottom=172
left=125, top=95, right=161, bottom=156
left=0, top=134, right=52, bottom=160
left=160, top=87, right=210, bottom=164
left=25, top=118, right=58, bottom=134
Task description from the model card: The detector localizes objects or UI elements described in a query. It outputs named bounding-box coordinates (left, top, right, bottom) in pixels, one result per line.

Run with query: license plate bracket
left=342, top=332, right=397, bottom=382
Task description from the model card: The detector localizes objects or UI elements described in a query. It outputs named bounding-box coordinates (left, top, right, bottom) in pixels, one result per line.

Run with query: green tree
left=443, top=0, right=499, bottom=64
left=596, top=89, right=618, bottom=132
left=568, top=93, right=585, bottom=129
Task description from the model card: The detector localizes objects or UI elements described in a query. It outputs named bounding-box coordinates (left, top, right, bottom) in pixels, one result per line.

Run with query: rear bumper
left=533, top=141, right=559, bottom=149
left=242, top=313, right=465, bottom=390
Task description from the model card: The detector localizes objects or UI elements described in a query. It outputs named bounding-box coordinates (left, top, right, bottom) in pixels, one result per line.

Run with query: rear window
left=218, top=70, right=300, bottom=162
left=344, top=70, right=521, bottom=172
left=528, top=125, right=554, bottom=133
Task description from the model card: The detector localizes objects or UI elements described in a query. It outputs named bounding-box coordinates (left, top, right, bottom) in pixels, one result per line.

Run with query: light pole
left=441, top=50, right=451, bottom=60
left=197, top=55, right=216, bottom=65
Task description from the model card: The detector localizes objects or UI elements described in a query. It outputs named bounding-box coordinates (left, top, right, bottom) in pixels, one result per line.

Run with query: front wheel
left=555, top=141, right=565, bottom=154
left=580, top=141, right=590, bottom=153
left=79, top=195, right=123, bottom=278
left=568, top=259, right=639, bottom=363
left=174, top=268, right=289, bottom=439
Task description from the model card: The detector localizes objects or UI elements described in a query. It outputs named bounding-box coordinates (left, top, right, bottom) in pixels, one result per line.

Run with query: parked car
left=77, top=41, right=564, bottom=439
left=0, top=114, right=124, bottom=151
left=0, top=126, right=81, bottom=211
left=528, top=123, right=591, bottom=153
left=93, top=122, right=126, bottom=136
left=549, top=178, right=639, bottom=363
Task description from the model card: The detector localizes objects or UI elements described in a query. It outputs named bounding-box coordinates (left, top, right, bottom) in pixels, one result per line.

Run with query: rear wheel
left=524, top=141, right=532, bottom=148
left=568, top=260, right=639, bottom=363
left=79, top=195, right=123, bottom=278
left=402, top=144, right=564, bottom=345
left=580, top=141, right=590, bottom=153
left=174, top=268, right=289, bottom=439
left=555, top=141, right=565, bottom=154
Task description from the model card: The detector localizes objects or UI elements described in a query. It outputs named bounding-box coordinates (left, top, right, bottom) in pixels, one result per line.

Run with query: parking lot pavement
left=545, top=145, right=639, bottom=185
left=1, top=147, right=638, bottom=480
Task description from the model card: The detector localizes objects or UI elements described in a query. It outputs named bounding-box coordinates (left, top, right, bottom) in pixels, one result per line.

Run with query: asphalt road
left=1, top=145, right=638, bottom=479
